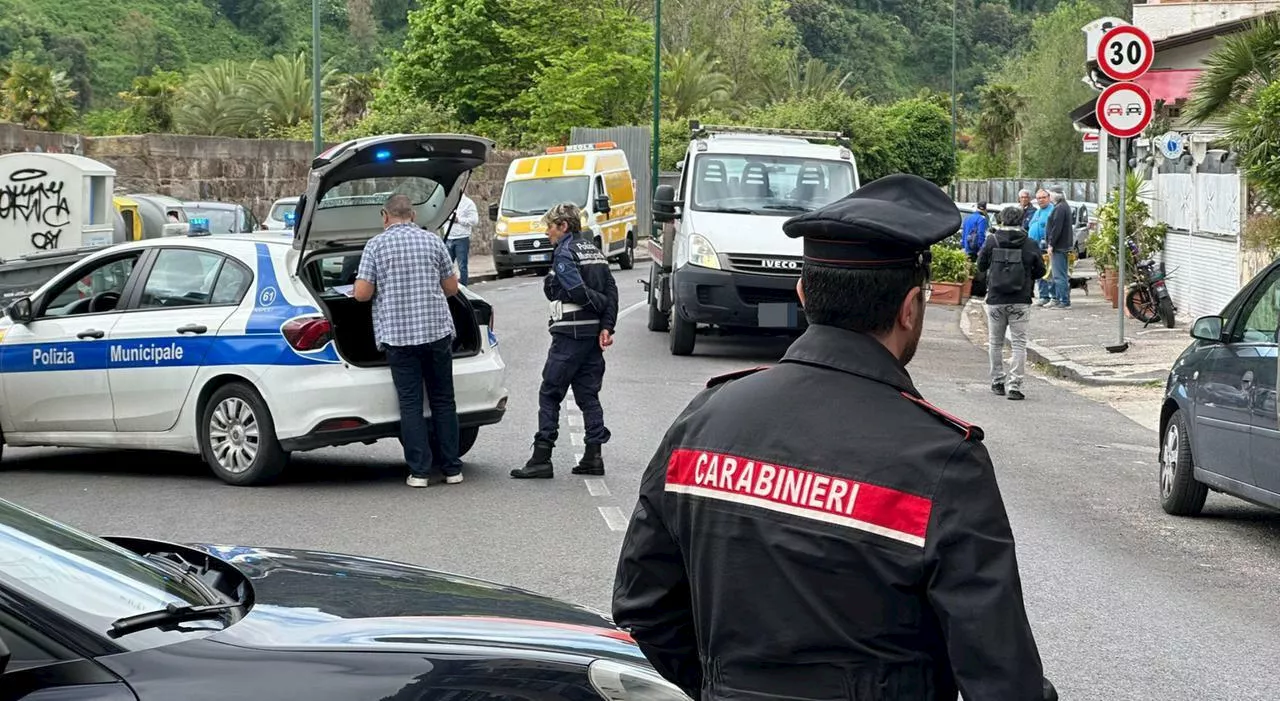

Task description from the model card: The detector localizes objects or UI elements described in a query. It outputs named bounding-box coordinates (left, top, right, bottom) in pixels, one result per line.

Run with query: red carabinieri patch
left=665, top=448, right=933, bottom=547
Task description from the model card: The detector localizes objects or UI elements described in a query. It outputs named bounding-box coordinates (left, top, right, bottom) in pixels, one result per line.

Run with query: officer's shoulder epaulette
left=706, top=366, right=768, bottom=388
left=899, top=392, right=985, bottom=441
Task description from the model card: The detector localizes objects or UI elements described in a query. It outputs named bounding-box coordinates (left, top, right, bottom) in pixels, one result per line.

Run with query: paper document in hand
left=331, top=284, right=355, bottom=297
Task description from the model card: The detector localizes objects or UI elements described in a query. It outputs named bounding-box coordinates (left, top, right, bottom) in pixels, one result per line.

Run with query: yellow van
left=488, top=141, right=637, bottom=279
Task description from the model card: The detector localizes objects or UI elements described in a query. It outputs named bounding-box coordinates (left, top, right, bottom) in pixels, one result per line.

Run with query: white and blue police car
left=0, top=134, right=508, bottom=485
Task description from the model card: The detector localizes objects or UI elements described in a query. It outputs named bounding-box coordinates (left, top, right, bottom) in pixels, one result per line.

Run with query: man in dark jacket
left=1045, top=190, right=1075, bottom=308
left=511, top=202, right=619, bottom=479
left=978, top=206, right=1047, bottom=400
left=612, top=175, right=1055, bottom=701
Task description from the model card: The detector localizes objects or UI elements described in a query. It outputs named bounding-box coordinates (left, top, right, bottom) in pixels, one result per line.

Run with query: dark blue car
left=1160, top=261, right=1280, bottom=515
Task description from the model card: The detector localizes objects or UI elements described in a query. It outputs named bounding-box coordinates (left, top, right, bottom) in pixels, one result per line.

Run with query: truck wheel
left=618, top=234, right=635, bottom=270
left=459, top=427, right=479, bottom=457
left=201, top=383, right=289, bottom=486
left=496, top=266, right=514, bottom=279
left=1160, top=410, right=1207, bottom=516
left=669, top=307, right=696, bottom=356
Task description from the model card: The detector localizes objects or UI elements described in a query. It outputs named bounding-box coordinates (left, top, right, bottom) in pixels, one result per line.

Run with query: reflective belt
left=549, top=301, right=585, bottom=321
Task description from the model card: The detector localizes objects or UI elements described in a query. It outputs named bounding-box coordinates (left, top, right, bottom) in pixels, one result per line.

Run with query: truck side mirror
left=594, top=195, right=611, bottom=215
left=653, top=184, right=681, bottom=223
left=6, top=297, right=33, bottom=324
left=488, top=202, right=500, bottom=221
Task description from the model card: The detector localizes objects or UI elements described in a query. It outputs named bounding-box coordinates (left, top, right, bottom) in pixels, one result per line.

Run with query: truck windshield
left=501, top=176, right=589, bottom=217
left=688, top=154, right=855, bottom=216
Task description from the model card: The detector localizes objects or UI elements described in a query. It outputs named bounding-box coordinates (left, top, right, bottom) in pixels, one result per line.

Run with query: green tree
left=883, top=97, right=956, bottom=186
left=119, top=70, right=182, bottom=133
left=244, top=52, right=337, bottom=135
left=760, top=56, right=853, bottom=104
left=662, top=50, right=738, bottom=119
left=175, top=60, right=258, bottom=137
left=0, top=59, right=78, bottom=131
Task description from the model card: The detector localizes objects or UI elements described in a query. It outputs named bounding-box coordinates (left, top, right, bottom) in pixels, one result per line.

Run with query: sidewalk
left=463, top=238, right=652, bottom=284
left=958, top=270, right=1192, bottom=386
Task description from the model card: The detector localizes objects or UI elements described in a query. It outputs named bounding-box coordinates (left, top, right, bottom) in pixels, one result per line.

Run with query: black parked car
left=1159, top=261, right=1280, bottom=515
left=0, top=498, right=686, bottom=700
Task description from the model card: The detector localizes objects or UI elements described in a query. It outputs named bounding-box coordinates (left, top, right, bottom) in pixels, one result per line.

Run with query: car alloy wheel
left=1160, top=422, right=1179, bottom=500
left=209, top=397, right=260, bottom=474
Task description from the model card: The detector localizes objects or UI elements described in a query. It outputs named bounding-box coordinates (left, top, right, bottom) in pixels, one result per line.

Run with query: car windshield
left=500, top=176, right=589, bottom=217
left=0, top=499, right=220, bottom=650
left=689, top=154, right=855, bottom=216
left=186, top=207, right=240, bottom=233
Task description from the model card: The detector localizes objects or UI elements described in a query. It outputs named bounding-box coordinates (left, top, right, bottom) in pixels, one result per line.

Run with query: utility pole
left=650, top=0, right=662, bottom=235
left=311, top=0, right=323, bottom=156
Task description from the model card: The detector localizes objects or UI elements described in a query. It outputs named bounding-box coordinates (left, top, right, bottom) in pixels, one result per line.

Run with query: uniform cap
left=782, top=174, right=962, bottom=270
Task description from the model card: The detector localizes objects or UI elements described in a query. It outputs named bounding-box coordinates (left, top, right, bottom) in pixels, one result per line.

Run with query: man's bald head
left=383, top=193, right=416, bottom=223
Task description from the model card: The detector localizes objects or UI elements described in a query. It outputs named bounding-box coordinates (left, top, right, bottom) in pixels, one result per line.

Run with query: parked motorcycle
left=1123, top=240, right=1177, bottom=329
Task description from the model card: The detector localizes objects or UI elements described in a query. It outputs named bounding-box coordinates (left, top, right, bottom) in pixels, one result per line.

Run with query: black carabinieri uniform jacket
left=612, top=325, right=1048, bottom=701
left=545, top=232, right=619, bottom=340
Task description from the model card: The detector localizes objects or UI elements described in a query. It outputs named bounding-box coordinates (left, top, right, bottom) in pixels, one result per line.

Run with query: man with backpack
left=977, top=206, right=1047, bottom=401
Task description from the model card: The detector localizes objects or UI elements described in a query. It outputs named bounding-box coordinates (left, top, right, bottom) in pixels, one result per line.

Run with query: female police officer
left=511, top=203, right=619, bottom=479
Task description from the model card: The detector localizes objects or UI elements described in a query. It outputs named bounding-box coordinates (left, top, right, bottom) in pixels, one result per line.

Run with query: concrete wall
left=0, top=123, right=534, bottom=255
left=1135, top=0, right=1280, bottom=41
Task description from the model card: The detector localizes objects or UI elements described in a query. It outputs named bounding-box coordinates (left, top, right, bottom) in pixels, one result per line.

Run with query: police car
left=0, top=134, right=508, bottom=485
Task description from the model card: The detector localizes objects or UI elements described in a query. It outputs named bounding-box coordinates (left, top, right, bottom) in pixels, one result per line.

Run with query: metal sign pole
left=1116, top=136, right=1127, bottom=346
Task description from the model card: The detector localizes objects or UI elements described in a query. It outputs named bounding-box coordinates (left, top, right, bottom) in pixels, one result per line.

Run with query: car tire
left=200, top=383, right=289, bottom=486
left=1160, top=410, right=1208, bottom=516
left=496, top=267, right=514, bottom=279
left=459, top=426, right=479, bottom=457
left=669, top=305, right=696, bottom=356
left=618, top=234, right=635, bottom=270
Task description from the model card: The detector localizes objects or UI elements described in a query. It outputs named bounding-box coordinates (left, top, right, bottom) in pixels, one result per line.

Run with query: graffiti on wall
left=0, top=168, right=70, bottom=250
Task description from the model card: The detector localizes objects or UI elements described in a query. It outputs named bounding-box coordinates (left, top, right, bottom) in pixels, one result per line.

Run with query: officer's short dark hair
left=801, top=263, right=927, bottom=335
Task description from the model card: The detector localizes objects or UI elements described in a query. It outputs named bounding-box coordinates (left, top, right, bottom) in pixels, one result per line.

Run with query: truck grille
left=513, top=237, right=552, bottom=253
left=726, top=254, right=803, bottom=277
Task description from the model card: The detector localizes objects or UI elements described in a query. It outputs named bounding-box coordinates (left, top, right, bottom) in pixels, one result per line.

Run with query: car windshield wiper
left=761, top=205, right=813, bottom=212
left=705, top=207, right=757, bottom=215
left=108, top=600, right=243, bottom=639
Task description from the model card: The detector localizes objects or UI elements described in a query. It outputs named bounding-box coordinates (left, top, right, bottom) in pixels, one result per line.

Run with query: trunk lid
left=291, top=134, right=493, bottom=270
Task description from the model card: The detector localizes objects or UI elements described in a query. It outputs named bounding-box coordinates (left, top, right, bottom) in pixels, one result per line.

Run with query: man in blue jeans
left=445, top=192, right=478, bottom=284
left=355, top=193, right=464, bottom=488
left=1045, top=190, right=1074, bottom=309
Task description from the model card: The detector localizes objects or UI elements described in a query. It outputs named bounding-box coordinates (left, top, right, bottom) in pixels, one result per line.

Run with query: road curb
left=958, top=299, right=1158, bottom=387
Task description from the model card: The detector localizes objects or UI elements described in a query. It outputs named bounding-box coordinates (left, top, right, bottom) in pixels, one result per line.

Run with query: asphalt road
left=4, top=266, right=1280, bottom=699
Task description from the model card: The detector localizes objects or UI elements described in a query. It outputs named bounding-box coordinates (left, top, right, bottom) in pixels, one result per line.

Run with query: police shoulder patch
left=706, top=366, right=768, bottom=388
left=899, top=392, right=985, bottom=441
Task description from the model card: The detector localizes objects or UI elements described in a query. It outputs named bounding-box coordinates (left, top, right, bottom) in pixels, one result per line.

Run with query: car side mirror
left=488, top=202, right=500, bottom=221
left=594, top=195, right=611, bottom=215
left=653, top=184, right=681, bottom=223
left=1191, top=315, right=1224, bottom=342
left=6, top=297, right=32, bottom=324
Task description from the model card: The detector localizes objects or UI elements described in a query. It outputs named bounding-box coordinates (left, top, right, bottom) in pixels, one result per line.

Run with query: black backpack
left=987, top=235, right=1026, bottom=295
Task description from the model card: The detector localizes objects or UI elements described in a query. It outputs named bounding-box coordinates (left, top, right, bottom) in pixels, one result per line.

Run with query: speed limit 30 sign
left=1097, top=25, right=1153, bottom=81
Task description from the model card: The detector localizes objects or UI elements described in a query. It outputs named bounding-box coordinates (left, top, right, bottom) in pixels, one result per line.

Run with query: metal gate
left=570, top=126, right=653, bottom=236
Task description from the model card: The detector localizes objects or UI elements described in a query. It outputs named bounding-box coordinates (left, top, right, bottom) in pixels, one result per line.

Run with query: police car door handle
left=76, top=329, right=105, bottom=340
left=176, top=324, right=208, bottom=335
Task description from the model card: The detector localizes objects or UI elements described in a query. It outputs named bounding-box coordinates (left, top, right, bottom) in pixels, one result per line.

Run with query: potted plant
left=1090, top=171, right=1168, bottom=309
left=928, top=243, right=973, bottom=305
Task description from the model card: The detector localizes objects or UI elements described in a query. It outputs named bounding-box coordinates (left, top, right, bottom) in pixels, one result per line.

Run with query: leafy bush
left=930, top=243, right=972, bottom=283
left=1090, top=171, right=1167, bottom=272
left=1243, top=213, right=1280, bottom=257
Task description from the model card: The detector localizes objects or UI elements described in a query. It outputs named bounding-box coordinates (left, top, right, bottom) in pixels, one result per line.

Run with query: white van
left=648, top=123, right=860, bottom=355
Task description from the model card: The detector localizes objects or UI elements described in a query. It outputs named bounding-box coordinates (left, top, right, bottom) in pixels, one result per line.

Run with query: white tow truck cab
left=646, top=122, right=860, bottom=355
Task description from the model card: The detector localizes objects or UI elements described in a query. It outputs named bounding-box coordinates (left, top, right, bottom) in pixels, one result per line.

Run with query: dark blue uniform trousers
left=536, top=334, right=610, bottom=446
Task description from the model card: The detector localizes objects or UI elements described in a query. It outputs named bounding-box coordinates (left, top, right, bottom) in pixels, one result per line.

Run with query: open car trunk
left=301, top=253, right=485, bottom=368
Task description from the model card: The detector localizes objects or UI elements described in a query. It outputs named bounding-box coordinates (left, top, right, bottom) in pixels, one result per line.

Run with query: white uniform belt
left=560, top=302, right=586, bottom=312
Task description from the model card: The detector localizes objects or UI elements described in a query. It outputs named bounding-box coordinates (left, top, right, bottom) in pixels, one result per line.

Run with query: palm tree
left=0, top=60, right=78, bottom=131
left=662, top=49, right=737, bottom=118
left=976, top=83, right=1025, bottom=160
left=119, top=71, right=183, bottom=133
left=1184, top=15, right=1280, bottom=126
left=330, top=72, right=381, bottom=131
left=243, top=53, right=337, bottom=134
left=176, top=61, right=260, bottom=137
left=759, top=57, right=852, bottom=105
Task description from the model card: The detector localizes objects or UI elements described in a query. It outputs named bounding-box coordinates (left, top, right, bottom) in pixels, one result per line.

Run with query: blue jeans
left=386, top=336, right=461, bottom=478
left=447, top=237, right=470, bottom=285
left=1051, top=250, right=1070, bottom=306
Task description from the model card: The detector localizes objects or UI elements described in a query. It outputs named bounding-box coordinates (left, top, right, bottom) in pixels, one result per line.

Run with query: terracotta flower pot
left=930, top=280, right=968, bottom=306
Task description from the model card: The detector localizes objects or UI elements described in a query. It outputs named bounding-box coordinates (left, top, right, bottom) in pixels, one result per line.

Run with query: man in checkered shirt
left=354, top=193, right=463, bottom=489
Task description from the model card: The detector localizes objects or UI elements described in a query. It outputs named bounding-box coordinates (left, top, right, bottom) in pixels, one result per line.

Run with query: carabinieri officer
left=512, top=203, right=619, bottom=480
left=611, top=174, right=1057, bottom=701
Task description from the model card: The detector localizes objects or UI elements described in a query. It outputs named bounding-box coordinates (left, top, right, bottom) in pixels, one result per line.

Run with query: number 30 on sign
left=1097, top=25, right=1153, bottom=82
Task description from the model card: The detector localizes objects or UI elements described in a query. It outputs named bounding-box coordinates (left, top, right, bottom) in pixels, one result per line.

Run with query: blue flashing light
left=188, top=217, right=210, bottom=235
left=284, top=212, right=297, bottom=225
left=374, top=149, right=392, bottom=161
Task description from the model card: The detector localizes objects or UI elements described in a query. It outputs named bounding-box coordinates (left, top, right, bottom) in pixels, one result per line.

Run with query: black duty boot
left=573, top=443, right=604, bottom=476
left=511, top=440, right=554, bottom=479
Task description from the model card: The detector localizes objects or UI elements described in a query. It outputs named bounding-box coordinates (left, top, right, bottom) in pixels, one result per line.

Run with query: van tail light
left=282, top=317, right=333, bottom=351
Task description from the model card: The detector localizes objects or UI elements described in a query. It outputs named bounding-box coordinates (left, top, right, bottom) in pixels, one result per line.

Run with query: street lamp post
left=949, top=0, right=957, bottom=198
left=650, top=0, right=662, bottom=234
left=312, top=0, right=322, bottom=156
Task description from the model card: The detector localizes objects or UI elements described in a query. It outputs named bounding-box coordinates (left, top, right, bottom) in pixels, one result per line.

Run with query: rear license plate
left=758, top=302, right=798, bottom=328
left=528, top=253, right=550, bottom=262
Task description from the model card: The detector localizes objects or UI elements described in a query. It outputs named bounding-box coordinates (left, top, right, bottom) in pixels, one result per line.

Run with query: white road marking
left=598, top=506, right=628, bottom=531
left=571, top=434, right=584, bottom=447
left=618, top=300, right=646, bottom=320
left=568, top=414, right=583, bottom=427
left=585, top=478, right=611, bottom=497
left=574, top=453, right=584, bottom=463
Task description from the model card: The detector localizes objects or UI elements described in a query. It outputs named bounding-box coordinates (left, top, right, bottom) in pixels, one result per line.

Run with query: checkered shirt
left=356, top=223, right=456, bottom=348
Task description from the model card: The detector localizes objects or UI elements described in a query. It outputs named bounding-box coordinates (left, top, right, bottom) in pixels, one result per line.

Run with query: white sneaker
left=444, top=473, right=464, bottom=485
left=406, top=476, right=430, bottom=488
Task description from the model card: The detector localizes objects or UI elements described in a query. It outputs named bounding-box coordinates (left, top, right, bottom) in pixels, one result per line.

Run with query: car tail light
left=282, top=317, right=332, bottom=351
